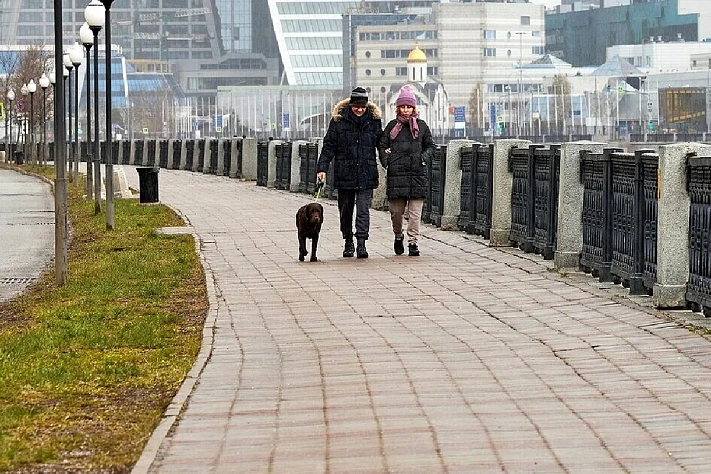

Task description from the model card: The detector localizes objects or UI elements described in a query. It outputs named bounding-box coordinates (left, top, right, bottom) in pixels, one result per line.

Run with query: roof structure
left=591, top=55, right=645, bottom=77
left=528, top=54, right=572, bottom=69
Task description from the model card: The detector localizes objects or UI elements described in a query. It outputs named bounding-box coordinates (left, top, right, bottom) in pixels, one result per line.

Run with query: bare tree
left=117, top=89, right=176, bottom=139
left=9, top=44, right=53, bottom=162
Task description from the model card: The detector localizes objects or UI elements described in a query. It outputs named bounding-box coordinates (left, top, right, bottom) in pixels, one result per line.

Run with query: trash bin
left=136, top=167, right=159, bottom=203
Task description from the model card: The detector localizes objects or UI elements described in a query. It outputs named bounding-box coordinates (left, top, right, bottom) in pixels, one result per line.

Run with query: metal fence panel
left=466, top=144, right=494, bottom=239
left=580, top=150, right=606, bottom=277
left=508, top=146, right=531, bottom=250
left=256, top=141, right=269, bottom=186
left=184, top=140, right=194, bottom=171
left=195, top=139, right=205, bottom=173
left=458, top=146, right=472, bottom=229
left=610, top=152, right=637, bottom=284
left=685, top=155, right=711, bottom=313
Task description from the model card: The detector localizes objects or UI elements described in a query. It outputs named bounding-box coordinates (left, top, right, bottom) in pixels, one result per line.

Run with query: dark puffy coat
left=317, top=99, right=383, bottom=190
left=378, top=117, right=435, bottom=200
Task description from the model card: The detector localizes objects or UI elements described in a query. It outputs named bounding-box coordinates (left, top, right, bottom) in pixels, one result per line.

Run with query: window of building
left=484, top=48, right=496, bottom=57
left=381, top=87, right=386, bottom=93
left=521, top=16, right=530, bottom=26
left=365, top=69, right=371, bottom=76
left=395, top=67, right=407, bottom=76
left=365, top=51, right=371, bottom=58
left=380, top=69, right=386, bottom=76
left=532, top=46, right=544, bottom=55
left=507, top=50, right=512, bottom=57
left=484, top=30, right=496, bottom=40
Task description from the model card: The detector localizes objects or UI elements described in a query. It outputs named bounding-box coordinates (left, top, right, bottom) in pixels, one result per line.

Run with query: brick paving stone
left=128, top=171, right=711, bottom=473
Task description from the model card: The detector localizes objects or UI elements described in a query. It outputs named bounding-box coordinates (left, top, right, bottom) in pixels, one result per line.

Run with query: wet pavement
left=0, top=168, right=54, bottom=302
left=123, top=169, right=711, bottom=473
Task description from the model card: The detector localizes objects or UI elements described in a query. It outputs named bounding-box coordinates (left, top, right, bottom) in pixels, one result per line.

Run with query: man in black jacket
left=317, top=87, right=383, bottom=259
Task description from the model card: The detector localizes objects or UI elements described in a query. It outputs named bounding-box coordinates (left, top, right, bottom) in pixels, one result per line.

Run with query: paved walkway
left=0, top=168, right=54, bottom=302
left=121, top=168, right=711, bottom=473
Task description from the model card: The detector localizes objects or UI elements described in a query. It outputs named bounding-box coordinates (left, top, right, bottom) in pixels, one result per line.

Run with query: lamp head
left=27, top=79, right=36, bottom=94
left=63, top=67, right=69, bottom=78
left=21, top=84, right=28, bottom=96
left=7, top=88, right=14, bottom=101
left=69, top=42, right=83, bottom=67
left=63, top=52, right=73, bottom=70
left=40, top=73, right=50, bottom=89
left=49, top=72, right=56, bottom=85
left=80, top=22, right=94, bottom=46
left=85, top=0, right=106, bottom=29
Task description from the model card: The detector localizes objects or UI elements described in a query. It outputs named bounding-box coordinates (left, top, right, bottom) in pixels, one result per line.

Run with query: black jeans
left=337, top=189, right=373, bottom=240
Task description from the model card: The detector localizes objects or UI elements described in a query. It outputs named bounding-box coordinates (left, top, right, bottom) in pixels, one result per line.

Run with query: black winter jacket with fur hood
left=317, top=99, right=383, bottom=190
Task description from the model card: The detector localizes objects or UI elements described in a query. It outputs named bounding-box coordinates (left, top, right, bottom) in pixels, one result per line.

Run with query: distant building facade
left=546, top=0, right=711, bottom=67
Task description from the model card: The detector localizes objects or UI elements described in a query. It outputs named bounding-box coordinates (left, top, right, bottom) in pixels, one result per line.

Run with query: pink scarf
left=389, top=113, right=420, bottom=140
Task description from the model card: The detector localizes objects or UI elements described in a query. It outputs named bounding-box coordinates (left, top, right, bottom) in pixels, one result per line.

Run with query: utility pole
left=516, top=32, right=525, bottom=138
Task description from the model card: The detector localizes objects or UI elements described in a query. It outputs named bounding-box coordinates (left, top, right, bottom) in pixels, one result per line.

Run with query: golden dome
left=407, top=46, right=427, bottom=63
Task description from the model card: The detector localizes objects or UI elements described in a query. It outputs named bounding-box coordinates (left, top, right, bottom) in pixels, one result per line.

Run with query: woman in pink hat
left=378, top=85, right=435, bottom=256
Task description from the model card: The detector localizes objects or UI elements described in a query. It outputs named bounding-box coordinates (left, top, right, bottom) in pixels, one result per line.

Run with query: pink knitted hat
left=396, top=86, right=417, bottom=107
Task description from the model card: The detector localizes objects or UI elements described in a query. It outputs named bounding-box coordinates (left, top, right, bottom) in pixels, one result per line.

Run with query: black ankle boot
left=356, top=239, right=368, bottom=259
left=394, top=235, right=405, bottom=255
left=343, top=238, right=355, bottom=258
left=408, top=243, right=420, bottom=256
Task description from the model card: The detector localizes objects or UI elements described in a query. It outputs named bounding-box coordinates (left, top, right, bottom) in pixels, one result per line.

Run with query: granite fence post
left=441, top=140, right=477, bottom=230
left=654, top=142, right=711, bottom=308
left=290, top=140, right=307, bottom=192
left=241, top=137, right=258, bottom=180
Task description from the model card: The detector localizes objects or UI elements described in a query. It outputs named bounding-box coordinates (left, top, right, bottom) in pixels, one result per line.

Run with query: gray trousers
left=337, top=189, right=373, bottom=240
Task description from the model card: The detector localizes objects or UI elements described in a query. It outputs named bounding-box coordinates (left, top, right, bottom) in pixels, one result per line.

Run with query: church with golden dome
left=380, top=45, right=451, bottom=136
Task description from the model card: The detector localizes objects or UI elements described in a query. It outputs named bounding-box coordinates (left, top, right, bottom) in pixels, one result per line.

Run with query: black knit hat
left=349, top=87, right=368, bottom=106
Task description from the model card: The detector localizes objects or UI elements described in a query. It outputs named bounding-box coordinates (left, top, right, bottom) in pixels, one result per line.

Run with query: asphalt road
left=0, top=168, right=54, bottom=302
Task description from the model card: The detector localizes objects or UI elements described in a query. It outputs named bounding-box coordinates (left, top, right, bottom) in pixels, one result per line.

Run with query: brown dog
left=296, top=202, right=323, bottom=262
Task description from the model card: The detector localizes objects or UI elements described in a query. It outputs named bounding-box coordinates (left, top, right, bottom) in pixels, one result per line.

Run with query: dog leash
left=313, top=180, right=325, bottom=202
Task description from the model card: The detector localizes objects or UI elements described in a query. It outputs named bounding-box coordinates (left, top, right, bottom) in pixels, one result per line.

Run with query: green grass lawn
left=0, top=164, right=208, bottom=472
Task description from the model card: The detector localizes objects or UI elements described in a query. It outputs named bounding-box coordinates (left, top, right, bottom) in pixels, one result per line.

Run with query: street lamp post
left=53, top=0, right=68, bottom=285
left=63, top=52, right=74, bottom=180
left=28, top=79, right=36, bottom=165
left=70, top=43, right=83, bottom=185
left=505, top=85, right=512, bottom=137
left=85, top=0, right=105, bottom=215
left=80, top=23, right=94, bottom=200
left=39, top=74, right=50, bottom=166
left=515, top=32, right=526, bottom=139
left=6, top=88, right=14, bottom=163
left=49, top=72, right=56, bottom=163
left=20, top=84, right=28, bottom=164
left=99, top=0, right=115, bottom=230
